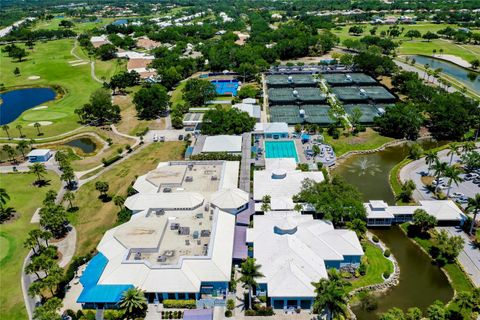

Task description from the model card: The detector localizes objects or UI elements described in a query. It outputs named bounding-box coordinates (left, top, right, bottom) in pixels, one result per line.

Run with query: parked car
left=452, top=192, right=465, bottom=198
left=464, top=173, right=479, bottom=181
left=178, top=134, right=184, bottom=140
left=152, top=134, right=158, bottom=142
left=159, top=136, right=165, bottom=142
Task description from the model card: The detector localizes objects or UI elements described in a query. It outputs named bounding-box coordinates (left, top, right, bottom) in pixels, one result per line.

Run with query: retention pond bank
left=333, top=140, right=453, bottom=319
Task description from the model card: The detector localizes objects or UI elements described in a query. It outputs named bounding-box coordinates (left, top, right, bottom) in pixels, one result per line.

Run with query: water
left=410, top=55, right=480, bottom=94
left=0, top=88, right=56, bottom=125
left=333, top=139, right=453, bottom=319
left=265, top=140, right=299, bottom=162
left=112, top=19, right=128, bottom=26
left=64, top=137, right=97, bottom=153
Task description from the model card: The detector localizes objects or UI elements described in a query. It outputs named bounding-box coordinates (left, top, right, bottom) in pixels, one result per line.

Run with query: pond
left=409, top=55, right=480, bottom=94
left=64, top=137, right=97, bottom=154
left=333, top=140, right=453, bottom=319
left=0, top=87, right=56, bottom=125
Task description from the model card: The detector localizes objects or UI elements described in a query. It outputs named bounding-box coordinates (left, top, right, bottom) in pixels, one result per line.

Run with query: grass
left=324, top=128, right=394, bottom=157
left=32, top=17, right=116, bottom=34
left=399, top=223, right=474, bottom=294
left=70, top=142, right=186, bottom=257
left=170, top=81, right=187, bottom=106
left=0, top=171, right=61, bottom=320
left=332, top=23, right=479, bottom=62
left=349, top=242, right=394, bottom=290
left=0, top=39, right=125, bottom=139
left=389, top=158, right=412, bottom=205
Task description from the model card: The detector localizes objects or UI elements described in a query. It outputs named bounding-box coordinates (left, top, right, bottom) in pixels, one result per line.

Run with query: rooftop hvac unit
left=359, top=88, right=367, bottom=96
left=211, top=176, right=218, bottom=181
left=287, top=76, right=293, bottom=83
left=292, top=90, right=298, bottom=97
left=201, top=230, right=211, bottom=237
left=188, top=164, right=194, bottom=170
left=345, top=74, right=352, bottom=81
left=170, top=223, right=180, bottom=230
left=179, top=226, right=190, bottom=235
left=157, top=255, right=167, bottom=262
left=134, top=252, right=142, bottom=260
left=299, top=109, right=305, bottom=118
left=163, top=250, right=175, bottom=257
left=185, top=176, right=193, bottom=182
left=163, top=187, right=172, bottom=193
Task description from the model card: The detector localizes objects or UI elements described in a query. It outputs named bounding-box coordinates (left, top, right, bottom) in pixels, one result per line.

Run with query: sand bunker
left=28, top=76, right=41, bottom=80
left=32, top=106, right=48, bottom=110
left=28, top=121, right=52, bottom=126
left=68, top=60, right=83, bottom=64
left=71, top=62, right=89, bottom=66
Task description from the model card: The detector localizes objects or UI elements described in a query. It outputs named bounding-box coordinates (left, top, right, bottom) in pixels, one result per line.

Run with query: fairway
left=0, top=234, right=11, bottom=263
left=0, top=39, right=125, bottom=139
left=0, top=171, right=61, bottom=320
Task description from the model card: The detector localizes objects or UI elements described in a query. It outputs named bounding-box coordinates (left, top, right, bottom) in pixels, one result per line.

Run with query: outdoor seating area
left=301, top=136, right=336, bottom=166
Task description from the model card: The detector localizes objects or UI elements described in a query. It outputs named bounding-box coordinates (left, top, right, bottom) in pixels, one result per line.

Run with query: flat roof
left=27, top=149, right=51, bottom=157
left=202, top=135, right=242, bottom=153
left=254, top=122, right=289, bottom=134
left=232, top=103, right=261, bottom=119
left=247, top=212, right=363, bottom=298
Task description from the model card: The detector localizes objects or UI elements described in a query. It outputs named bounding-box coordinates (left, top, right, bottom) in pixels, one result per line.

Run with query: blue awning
left=77, top=253, right=133, bottom=304
left=183, top=309, right=213, bottom=320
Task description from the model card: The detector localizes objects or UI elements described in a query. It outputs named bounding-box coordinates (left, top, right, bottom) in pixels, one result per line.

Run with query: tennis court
left=302, top=105, right=334, bottom=125
left=323, top=73, right=377, bottom=86
left=269, top=105, right=302, bottom=124
left=211, top=80, right=239, bottom=96
left=344, top=104, right=383, bottom=123
left=265, top=140, right=299, bottom=162
left=266, top=74, right=317, bottom=87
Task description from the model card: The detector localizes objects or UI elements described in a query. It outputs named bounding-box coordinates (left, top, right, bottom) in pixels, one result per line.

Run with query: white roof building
left=364, top=200, right=467, bottom=226
left=242, top=98, right=256, bottom=104
left=232, top=103, right=261, bottom=120
left=254, top=122, right=289, bottom=135
left=254, top=158, right=324, bottom=211
left=78, top=161, right=248, bottom=303
left=27, top=149, right=51, bottom=157
left=246, top=212, right=363, bottom=298
left=202, top=135, right=242, bottom=154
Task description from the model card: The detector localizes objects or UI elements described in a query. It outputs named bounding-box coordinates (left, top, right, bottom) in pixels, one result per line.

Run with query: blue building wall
left=264, top=132, right=288, bottom=139
left=270, top=297, right=314, bottom=310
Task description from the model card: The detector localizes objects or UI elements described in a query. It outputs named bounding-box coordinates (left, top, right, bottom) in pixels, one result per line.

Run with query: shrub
left=341, top=271, right=353, bottom=279
left=258, top=296, right=267, bottom=303
left=383, top=271, right=391, bottom=279
left=227, top=298, right=235, bottom=310
left=358, top=263, right=367, bottom=275
left=383, top=249, right=391, bottom=257
left=102, top=154, right=122, bottom=166
left=245, top=310, right=256, bottom=316
left=255, top=306, right=274, bottom=316
left=225, top=310, right=233, bottom=317
left=372, top=235, right=379, bottom=243
left=162, top=299, right=196, bottom=309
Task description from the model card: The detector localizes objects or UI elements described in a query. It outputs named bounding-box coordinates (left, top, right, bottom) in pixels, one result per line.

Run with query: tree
left=471, top=59, right=480, bottom=69
left=201, top=107, right=256, bottom=135
left=33, top=297, right=62, bottom=320
left=0, top=206, right=15, bottom=223
left=312, top=269, right=348, bottom=320
left=353, top=49, right=397, bottom=77
left=405, top=307, right=422, bottom=320
left=348, top=25, right=364, bottom=35
left=9, top=46, right=28, bottom=61
left=447, top=142, right=461, bottom=165
left=380, top=307, right=405, bottom=320
left=114, top=195, right=125, bottom=209
left=0, top=188, right=10, bottom=207
left=238, top=85, right=259, bottom=99
left=108, top=71, right=140, bottom=94
left=433, top=229, right=464, bottom=262
left=466, top=194, right=480, bottom=235
left=39, top=204, right=69, bottom=238
left=76, top=88, right=121, bottom=125
left=13, top=67, right=20, bottom=76
left=405, top=30, right=421, bottom=40
left=424, top=150, right=438, bottom=175
left=43, top=190, right=57, bottom=206
left=260, top=195, right=271, bottom=212
left=2, top=145, right=15, bottom=163
left=426, top=300, right=446, bottom=320
left=397, top=179, right=416, bottom=203
left=63, top=191, right=75, bottom=210
left=95, top=181, right=109, bottom=198
left=296, top=176, right=366, bottom=226
left=339, top=53, right=354, bottom=66
left=96, top=44, right=117, bottom=60
left=349, top=107, right=363, bottom=130
left=443, top=165, right=463, bottom=198
left=24, top=229, right=52, bottom=255
left=16, top=124, right=24, bottom=138
left=236, top=62, right=259, bottom=82
left=34, top=122, right=42, bottom=135
left=346, top=218, right=367, bottom=238
left=119, top=287, right=148, bottom=319
left=413, top=209, right=437, bottom=234
left=61, top=166, right=75, bottom=189
left=26, top=252, right=56, bottom=280
left=239, top=258, right=264, bottom=310
left=2, top=125, right=10, bottom=139
left=373, top=103, right=423, bottom=140
left=29, top=163, right=47, bottom=185
left=432, top=161, right=448, bottom=194
left=423, top=31, right=439, bottom=42
left=182, top=78, right=216, bottom=107
left=133, top=84, right=169, bottom=119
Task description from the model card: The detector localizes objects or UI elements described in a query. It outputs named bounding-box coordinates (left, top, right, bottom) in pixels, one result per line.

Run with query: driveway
left=145, top=129, right=187, bottom=142
left=437, top=227, right=480, bottom=287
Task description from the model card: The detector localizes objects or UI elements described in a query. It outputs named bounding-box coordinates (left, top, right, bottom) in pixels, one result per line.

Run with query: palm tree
left=447, top=142, right=461, bottom=165
left=34, top=122, right=42, bottom=136
left=424, top=150, right=438, bottom=175
left=432, top=160, right=448, bottom=194
left=113, top=195, right=125, bottom=209
left=239, top=258, right=264, bottom=310
left=63, top=191, right=75, bottom=210
left=16, top=124, right=24, bottom=137
left=461, top=141, right=475, bottom=154
left=2, top=125, right=10, bottom=140
left=29, top=163, right=47, bottom=184
left=2, top=145, right=16, bottom=163
left=293, top=203, right=303, bottom=214
left=260, top=195, right=271, bottom=212
left=443, top=165, right=463, bottom=198
left=466, top=194, right=480, bottom=235
left=16, top=140, right=29, bottom=159
left=119, top=287, right=148, bottom=320
left=0, top=188, right=10, bottom=207
left=312, top=269, right=349, bottom=320
left=424, top=64, right=430, bottom=80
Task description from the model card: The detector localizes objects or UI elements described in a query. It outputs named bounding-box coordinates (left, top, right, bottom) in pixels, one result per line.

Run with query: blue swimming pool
left=265, top=140, right=298, bottom=162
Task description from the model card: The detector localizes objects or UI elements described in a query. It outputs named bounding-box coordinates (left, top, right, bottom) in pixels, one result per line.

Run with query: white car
left=452, top=192, right=465, bottom=198
left=152, top=134, right=158, bottom=142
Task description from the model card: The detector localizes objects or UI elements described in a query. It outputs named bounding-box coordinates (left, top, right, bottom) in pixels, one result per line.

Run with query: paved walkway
left=437, top=226, right=480, bottom=287
left=239, top=133, right=252, bottom=193
left=394, top=60, right=456, bottom=93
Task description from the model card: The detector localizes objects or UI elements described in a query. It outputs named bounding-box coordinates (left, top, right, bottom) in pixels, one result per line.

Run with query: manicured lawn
left=0, top=40, right=102, bottom=138
left=0, top=171, right=61, bottom=320
left=70, top=142, right=186, bottom=257
left=324, top=128, right=394, bottom=157
left=170, top=81, right=187, bottom=106
left=32, top=17, right=116, bottom=34
left=349, top=242, right=393, bottom=290
left=399, top=223, right=474, bottom=294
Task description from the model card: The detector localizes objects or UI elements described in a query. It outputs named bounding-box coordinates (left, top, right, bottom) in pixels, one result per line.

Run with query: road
left=437, top=227, right=480, bottom=287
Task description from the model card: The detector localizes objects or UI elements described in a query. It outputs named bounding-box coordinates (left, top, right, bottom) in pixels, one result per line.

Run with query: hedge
left=162, top=299, right=196, bottom=309
left=102, top=154, right=122, bottom=167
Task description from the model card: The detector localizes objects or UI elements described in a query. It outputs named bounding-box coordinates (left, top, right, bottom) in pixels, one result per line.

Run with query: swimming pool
left=265, top=140, right=299, bottom=162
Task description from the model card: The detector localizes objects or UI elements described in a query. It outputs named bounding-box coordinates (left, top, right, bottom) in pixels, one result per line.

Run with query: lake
left=333, top=140, right=453, bottom=318
left=0, top=87, right=56, bottom=125
left=410, top=55, right=480, bottom=94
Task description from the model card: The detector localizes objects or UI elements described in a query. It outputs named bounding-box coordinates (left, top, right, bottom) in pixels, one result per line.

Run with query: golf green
left=23, top=110, right=68, bottom=121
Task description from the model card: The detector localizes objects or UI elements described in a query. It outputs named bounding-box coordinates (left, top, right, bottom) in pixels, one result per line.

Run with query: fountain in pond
left=346, top=158, right=383, bottom=176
